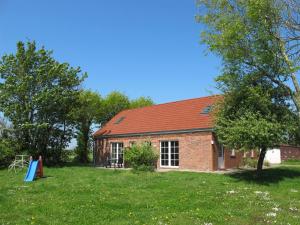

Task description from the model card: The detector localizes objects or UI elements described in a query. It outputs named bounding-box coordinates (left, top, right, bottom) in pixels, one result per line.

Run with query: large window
left=111, top=143, right=124, bottom=164
left=160, top=141, right=179, bottom=167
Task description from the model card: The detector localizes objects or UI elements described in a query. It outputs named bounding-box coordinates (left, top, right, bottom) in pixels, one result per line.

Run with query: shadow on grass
left=227, top=167, right=300, bottom=185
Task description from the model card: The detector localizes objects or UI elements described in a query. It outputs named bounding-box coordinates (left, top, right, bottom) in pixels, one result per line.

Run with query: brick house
left=93, top=95, right=248, bottom=171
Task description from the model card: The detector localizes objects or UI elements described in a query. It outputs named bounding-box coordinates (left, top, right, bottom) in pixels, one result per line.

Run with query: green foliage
left=264, top=160, right=270, bottom=167
left=215, top=86, right=296, bottom=148
left=214, top=87, right=296, bottom=172
left=0, top=41, right=86, bottom=165
left=73, top=90, right=102, bottom=163
left=197, top=0, right=300, bottom=126
left=0, top=139, right=15, bottom=167
left=216, top=108, right=291, bottom=151
left=242, top=158, right=258, bottom=168
left=130, top=96, right=154, bottom=109
left=197, top=0, right=300, bottom=171
left=124, top=142, right=158, bottom=171
left=0, top=117, right=19, bottom=167
left=100, top=92, right=154, bottom=125
left=282, top=159, right=300, bottom=165
left=242, top=157, right=270, bottom=168
left=100, top=91, right=130, bottom=125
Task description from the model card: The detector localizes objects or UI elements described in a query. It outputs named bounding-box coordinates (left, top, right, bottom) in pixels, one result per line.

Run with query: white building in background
left=265, top=148, right=281, bottom=164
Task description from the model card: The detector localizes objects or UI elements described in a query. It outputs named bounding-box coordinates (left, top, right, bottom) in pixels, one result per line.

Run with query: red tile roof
left=94, top=95, right=221, bottom=137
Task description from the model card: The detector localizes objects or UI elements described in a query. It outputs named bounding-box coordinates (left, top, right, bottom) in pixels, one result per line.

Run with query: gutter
left=94, top=127, right=214, bottom=139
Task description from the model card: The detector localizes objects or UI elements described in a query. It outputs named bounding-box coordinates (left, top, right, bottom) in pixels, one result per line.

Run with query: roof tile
left=94, top=95, right=221, bottom=137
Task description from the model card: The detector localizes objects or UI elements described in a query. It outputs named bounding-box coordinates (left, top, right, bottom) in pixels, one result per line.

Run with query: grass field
left=282, top=159, right=300, bottom=166
left=0, top=165, right=300, bottom=225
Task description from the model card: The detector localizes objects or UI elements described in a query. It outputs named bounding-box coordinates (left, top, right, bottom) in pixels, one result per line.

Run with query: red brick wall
left=211, top=134, right=249, bottom=170
left=281, top=145, right=300, bottom=161
left=95, top=132, right=217, bottom=171
left=94, top=132, right=248, bottom=171
left=224, top=150, right=245, bottom=169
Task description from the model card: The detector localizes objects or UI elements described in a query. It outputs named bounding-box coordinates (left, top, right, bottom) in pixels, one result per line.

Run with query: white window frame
left=160, top=141, right=179, bottom=168
left=110, top=142, right=124, bottom=164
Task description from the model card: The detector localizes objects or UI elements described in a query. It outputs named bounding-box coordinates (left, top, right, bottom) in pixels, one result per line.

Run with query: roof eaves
left=94, top=127, right=214, bottom=139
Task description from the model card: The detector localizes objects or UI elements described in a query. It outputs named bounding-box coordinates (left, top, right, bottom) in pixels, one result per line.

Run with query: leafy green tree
left=215, top=85, right=296, bottom=173
left=0, top=41, right=85, bottom=164
left=197, top=0, right=300, bottom=114
left=197, top=0, right=299, bottom=172
left=100, top=92, right=154, bottom=126
left=100, top=91, right=130, bottom=125
left=73, top=90, right=102, bottom=163
left=0, top=117, right=16, bottom=167
left=130, top=97, right=154, bottom=109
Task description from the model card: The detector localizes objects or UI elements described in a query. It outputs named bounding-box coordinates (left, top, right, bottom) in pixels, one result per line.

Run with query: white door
left=218, top=145, right=224, bottom=169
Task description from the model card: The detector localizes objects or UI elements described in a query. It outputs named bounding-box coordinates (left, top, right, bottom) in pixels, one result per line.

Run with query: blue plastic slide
left=24, top=160, right=38, bottom=182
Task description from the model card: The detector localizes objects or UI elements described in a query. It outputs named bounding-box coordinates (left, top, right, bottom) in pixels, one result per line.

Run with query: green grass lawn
left=282, top=159, right=300, bottom=166
left=0, top=166, right=300, bottom=225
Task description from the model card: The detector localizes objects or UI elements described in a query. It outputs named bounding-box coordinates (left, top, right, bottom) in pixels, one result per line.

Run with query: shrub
left=242, top=157, right=270, bottom=168
left=242, top=158, right=258, bottom=168
left=124, top=142, right=158, bottom=171
left=0, top=139, right=15, bottom=167
left=263, top=160, right=270, bottom=167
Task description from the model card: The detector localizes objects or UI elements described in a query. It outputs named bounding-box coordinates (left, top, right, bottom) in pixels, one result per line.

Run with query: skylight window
left=201, top=105, right=212, bottom=114
left=114, top=116, right=125, bottom=124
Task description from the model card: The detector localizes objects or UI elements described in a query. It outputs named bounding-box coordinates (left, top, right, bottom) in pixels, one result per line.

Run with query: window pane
left=160, top=141, right=179, bottom=167
left=111, top=143, right=117, bottom=163
left=174, top=160, right=179, bottom=166
left=111, top=143, right=124, bottom=164
left=118, top=143, right=124, bottom=163
left=161, top=141, right=169, bottom=166
left=162, top=160, right=168, bottom=166
left=170, top=141, right=179, bottom=167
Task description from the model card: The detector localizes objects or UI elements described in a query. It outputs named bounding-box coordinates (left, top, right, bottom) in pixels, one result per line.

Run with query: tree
left=73, top=90, right=102, bottom=163
left=0, top=41, right=85, bottom=164
left=197, top=0, right=299, bottom=172
left=100, top=91, right=130, bottom=125
left=215, top=85, right=296, bottom=173
left=0, top=117, right=16, bottom=167
left=100, top=92, right=154, bottom=126
left=197, top=0, right=300, bottom=115
left=272, top=0, right=300, bottom=112
left=130, top=97, right=154, bottom=109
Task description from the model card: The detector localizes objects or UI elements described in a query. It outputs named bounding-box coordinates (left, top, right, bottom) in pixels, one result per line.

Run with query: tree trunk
left=291, top=73, right=300, bottom=115
left=276, top=37, right=300, bottom=116
left=257, top=147, right=267, bottom=175
left=82, top=133, right=89, bottom=163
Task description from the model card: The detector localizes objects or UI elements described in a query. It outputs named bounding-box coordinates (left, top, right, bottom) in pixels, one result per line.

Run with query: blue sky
left=0, top=0, right=221, bottom=104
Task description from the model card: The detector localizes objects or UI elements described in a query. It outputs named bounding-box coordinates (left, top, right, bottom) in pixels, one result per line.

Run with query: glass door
left=111, top=143, right=124, bottom=165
